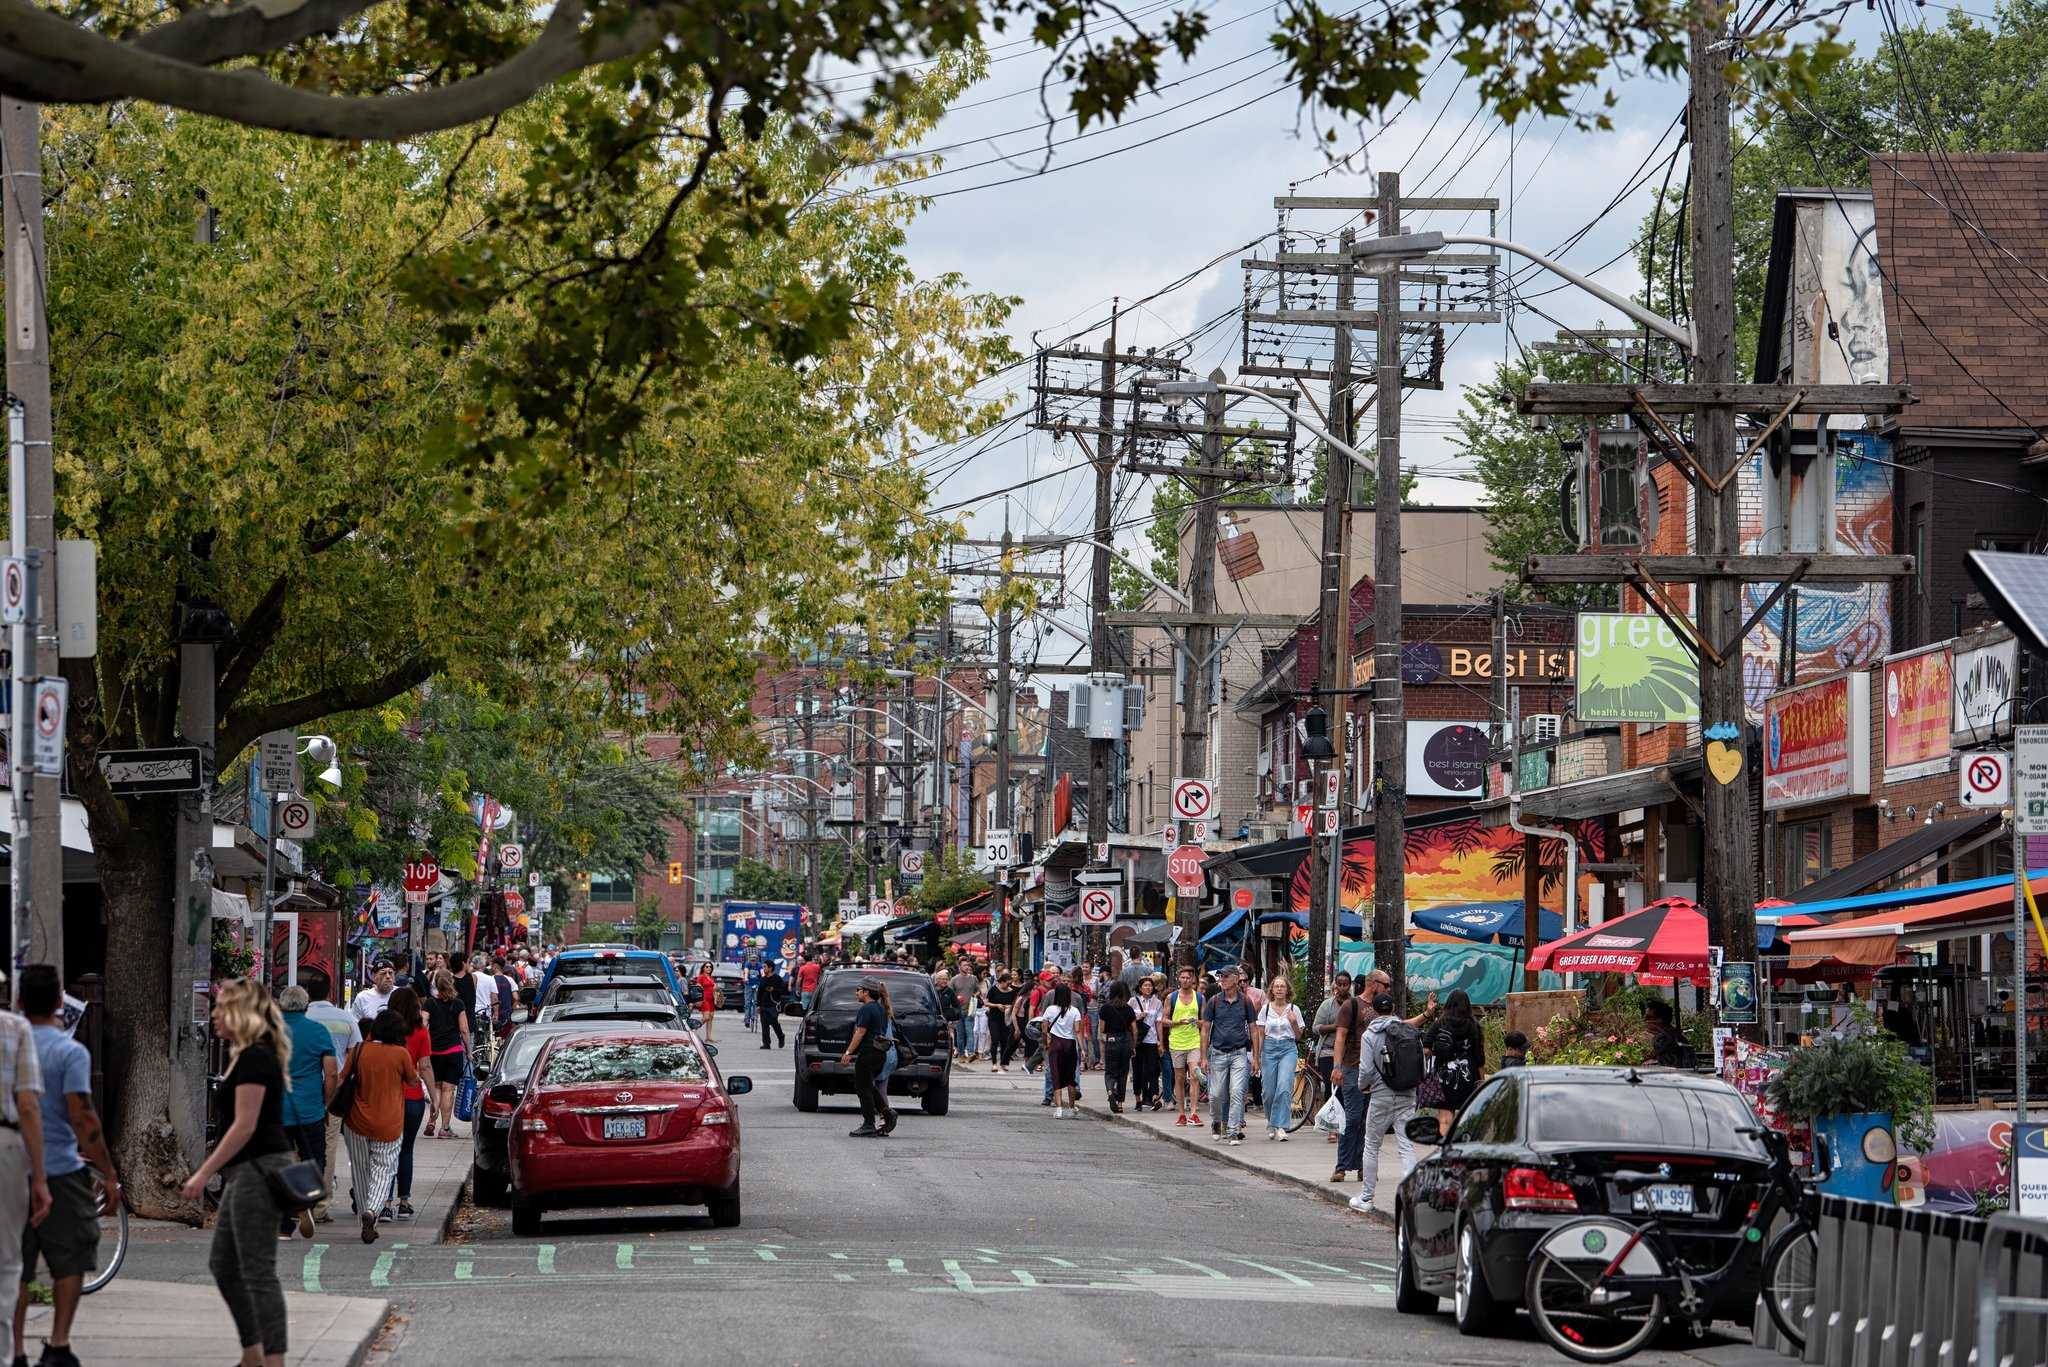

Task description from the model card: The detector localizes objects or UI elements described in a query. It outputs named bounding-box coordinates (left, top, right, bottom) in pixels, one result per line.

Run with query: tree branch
left=129, top=0, right=382, bottom=67
left=0, top=1, right=668, bottom=141
left=213, top=575, right=292, bottom=722
left=219, top=655, right=438, bottom=768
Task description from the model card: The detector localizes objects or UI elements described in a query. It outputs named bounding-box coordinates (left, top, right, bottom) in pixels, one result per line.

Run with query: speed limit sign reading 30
left=1960, top=750, right=2012, bottom=807
left=1170, top=778, right=1215, bottom=821
left=1079, top=888, right=1117, bottom=924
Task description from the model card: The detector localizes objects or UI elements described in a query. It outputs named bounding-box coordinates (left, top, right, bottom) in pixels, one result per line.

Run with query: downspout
left=1508, top=803, right=1579, bottom=938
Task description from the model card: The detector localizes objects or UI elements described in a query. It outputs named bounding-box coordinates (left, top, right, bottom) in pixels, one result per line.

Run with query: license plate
left=603, top=1116, right=647, bottom=1140
left=1634, top=1183, right=1695, bottom=1214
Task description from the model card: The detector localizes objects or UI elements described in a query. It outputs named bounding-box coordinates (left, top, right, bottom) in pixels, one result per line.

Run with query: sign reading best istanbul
left=1763, top=672, right=1871, bottom=811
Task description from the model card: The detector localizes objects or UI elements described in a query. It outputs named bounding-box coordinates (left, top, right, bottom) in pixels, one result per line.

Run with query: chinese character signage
left=1763, top=673, right=1871, bottom=811
left=1883, top=645, right=1952, bottom=781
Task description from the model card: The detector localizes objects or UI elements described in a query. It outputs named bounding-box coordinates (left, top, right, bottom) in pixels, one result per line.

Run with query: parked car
left=790, top=967, right=952, bottom=1116
left=537, top=946, right=684, bottom=1002
left=471, top=1021, right=659, bottom=1206
left=1393, top=1065, right=1772, bottom=1337
left=505, top=1030, right=751, bottom=1235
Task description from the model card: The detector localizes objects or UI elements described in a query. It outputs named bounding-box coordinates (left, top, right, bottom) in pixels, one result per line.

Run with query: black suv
left=791, top=967, right=953, bottom=1116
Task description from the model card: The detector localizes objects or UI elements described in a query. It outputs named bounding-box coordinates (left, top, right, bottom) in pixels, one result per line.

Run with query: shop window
left=1780, top=819, right=1831, bottom=893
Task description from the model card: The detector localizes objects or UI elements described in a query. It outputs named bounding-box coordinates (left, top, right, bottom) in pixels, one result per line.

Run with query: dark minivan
left=1394, top=1066, right=1772, bottom=1337
left=791, top=968, right=953, bottom=1116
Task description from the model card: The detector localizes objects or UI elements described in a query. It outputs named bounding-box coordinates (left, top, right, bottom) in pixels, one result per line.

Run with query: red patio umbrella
left=1526, top=896, right=1711, bottom=986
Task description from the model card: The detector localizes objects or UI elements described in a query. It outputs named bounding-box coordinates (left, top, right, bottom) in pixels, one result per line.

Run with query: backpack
left=1375, top=1020, right=1426, bottom=1092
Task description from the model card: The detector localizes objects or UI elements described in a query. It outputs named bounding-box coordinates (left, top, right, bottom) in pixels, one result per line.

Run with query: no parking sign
left=1959, top=750, right=2011, bottom=807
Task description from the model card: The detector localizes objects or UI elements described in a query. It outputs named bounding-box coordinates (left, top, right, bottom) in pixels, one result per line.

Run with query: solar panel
left=1967, top=550, right=2048, bottom=654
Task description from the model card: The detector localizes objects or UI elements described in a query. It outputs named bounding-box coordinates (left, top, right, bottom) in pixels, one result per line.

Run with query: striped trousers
left=341, top=1124, right=401, bottom=1217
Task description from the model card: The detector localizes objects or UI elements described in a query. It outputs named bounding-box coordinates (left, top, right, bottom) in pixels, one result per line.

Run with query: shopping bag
left=454, top=1070, right=479, bottom=1124
left=1314, top=1091, right=1346, bottom=1136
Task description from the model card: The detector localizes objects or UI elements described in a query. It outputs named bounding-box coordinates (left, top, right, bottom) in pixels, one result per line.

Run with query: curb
left=438, top=1172, right=470, bottom=1242
left=349, top=1302, right=399, bottom=1367
left=1089, top=1108, right=1394, bottom=1225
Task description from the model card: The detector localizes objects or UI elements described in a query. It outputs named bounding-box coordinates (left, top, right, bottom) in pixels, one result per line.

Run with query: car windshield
left=539, top=1000, right=677, bottom=1023
left=1527, top=1081, right=1762, bottom=1153
left=541, top=1041, right=707, bottom=1084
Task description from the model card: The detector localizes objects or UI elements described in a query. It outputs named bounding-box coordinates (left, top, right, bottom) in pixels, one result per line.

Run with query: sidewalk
left=22, top=1280, right=389, bottom=1366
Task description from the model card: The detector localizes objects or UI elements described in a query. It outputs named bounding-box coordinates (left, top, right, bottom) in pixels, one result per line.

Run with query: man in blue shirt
left=741, top=949, right=763, bottom=1029
left=12, top=966, right=117, bottom=1367
left=277, top=985, right=338, bottom=1239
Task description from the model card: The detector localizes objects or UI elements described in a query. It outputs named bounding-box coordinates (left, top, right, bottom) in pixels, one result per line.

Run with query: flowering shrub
left=1528, top=1003, right=1656, bottom=1066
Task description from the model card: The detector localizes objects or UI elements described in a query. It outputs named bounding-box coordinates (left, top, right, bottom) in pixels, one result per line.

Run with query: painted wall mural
left=1335, top=940, right=1565, bottom=1005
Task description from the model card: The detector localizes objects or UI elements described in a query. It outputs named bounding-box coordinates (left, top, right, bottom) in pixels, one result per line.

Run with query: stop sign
left=401, top=857, right=440, bottom=894
left=1167, top=844, right=1206, bottom=896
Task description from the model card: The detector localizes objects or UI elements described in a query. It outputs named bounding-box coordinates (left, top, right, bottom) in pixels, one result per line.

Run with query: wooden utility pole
left=1304, top=232, right=1357, bottom=1021
left=1087, top=317, right=1118, bottom=863
left=1176, top=371, right=1226, bottom=841
left=802, top=680, right=822, bottom=923
left=1371, top=171, right=1408, bottom=1006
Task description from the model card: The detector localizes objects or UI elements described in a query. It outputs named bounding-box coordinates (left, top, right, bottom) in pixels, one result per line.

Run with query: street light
left=1348, top=230, right=1696, bottom=353
left=1145, top=378, right=1372, bottom=474
left=881, top=668, right=996, bottom=723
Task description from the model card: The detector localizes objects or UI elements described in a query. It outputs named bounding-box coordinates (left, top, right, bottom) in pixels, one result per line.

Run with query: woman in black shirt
left=984, top=974, right=1019, bottom=1073
left=1098, top=981, right=1139, bottom=1114
left=184, top=980, right=298, bottom=1366
left=1425, top=989, right=1487, bottom=1128
left=422, top=970, right=470, bottom=1138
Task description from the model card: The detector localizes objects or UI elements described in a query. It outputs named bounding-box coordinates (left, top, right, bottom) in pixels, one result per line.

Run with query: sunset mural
left=1286, top=816, right=1607, bottom=922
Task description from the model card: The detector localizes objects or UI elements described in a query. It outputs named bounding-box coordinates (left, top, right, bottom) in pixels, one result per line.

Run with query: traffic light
left=667, top=862, right=683, bottom=885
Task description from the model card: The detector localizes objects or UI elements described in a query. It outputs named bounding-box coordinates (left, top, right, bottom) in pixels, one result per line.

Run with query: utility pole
left=1087, top=315, right=1119, bottom=868
left=994, top=520, right=1016, bottom=961
left=2, top=97, right=60, bottom=979
left=1305, top=232, right=1357, bottom=1020
left=802, top=681, right=821, bottom=923
left=1371, top=172, right=1409, bottom=1006
left=857, top=687, right=875, bottom=911
left=1490, top=589, right=1509, bottom=758
left=1175, top=370, right=1226, bottom=934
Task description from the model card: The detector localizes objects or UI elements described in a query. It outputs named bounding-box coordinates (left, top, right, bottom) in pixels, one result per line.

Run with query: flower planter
left=1812, top=1109, right=1899, bottom=1204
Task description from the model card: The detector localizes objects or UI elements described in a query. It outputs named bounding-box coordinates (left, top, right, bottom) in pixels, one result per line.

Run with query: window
left=1904, top=505, right=1930, bottom=647
left=693, top=796, right=744, bottom=903
left=541, top=1040, right=707, bottom=1084
left=588, top=873, right=637, bottom=903
left=1527, top=1081, right=1762, bottom=1154
left=1780, top=819, right=1830, bottom=893
left=1450, top=1079, right=1518, bottom=1144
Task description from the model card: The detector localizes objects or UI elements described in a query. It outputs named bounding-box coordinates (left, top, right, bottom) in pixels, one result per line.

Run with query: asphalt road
left=116, top=1041, right=1733, bottom=1365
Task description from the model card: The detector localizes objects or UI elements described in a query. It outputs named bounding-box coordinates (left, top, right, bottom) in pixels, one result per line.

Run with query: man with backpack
left=1352, top=991, right=1422, bottom=1215
left=1199, top=964, right=1259, bottom=1145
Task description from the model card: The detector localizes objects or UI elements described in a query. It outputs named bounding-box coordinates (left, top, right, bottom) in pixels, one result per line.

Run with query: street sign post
left=899, top=849, right=925, bottom=878
left=258, top=730, right=297, bottom=794
left=97, top=745, right=204, bottom=796
left=2013, top=724, right=2048, bottom=1132
left=0, top=557, right=24, bottom=625
left=1078, top=888, right=1117, bottom=924
left=1074, top=869, right=1122, bottom=886
left=870, top=898, right=892, bottom=919
left=1170, top=778, right=1215, bottom=823
left=1166, top=844, right=1206, bottom=897
left=1157, top=822, right=1175, bottom=854
left=1318, top=808, right=1340, bottom=836
left=2017, top=727, right=2048, bottom=834
left=982, top=828, right=1014, bottom=869
left=498, top=842, right=524, bottom=872
left=1322, top=768, right=1339, bottom=809
left=278, top=796, right=315, bottom=839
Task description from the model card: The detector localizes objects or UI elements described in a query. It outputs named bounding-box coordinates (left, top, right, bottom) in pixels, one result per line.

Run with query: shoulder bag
left=266, top=1155, right=328, bottom=1214
left=325, top=1047, right=360, bottom=1121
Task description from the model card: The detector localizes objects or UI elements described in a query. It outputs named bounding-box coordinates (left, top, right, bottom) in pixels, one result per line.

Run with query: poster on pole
left=1715, top=962, right=1759, bottom=1025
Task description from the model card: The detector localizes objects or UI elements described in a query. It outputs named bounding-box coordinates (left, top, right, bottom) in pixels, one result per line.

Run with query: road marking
left=833, top=1272, right=855, bottom=1282
left=1164, top=1256, right=1229, bottom=1280
left=887, top=1257, right=907, bottom=1275
left=537, top=1244, right=556, bottom=1274
left=454, top=1251, right=474, bottom=1281
left=1291, top=1257, right=1364, bottom=1278
left=1039, top=1254, right=1077, bottom=1267
left=1012, top=1269, right=1039, bottom=1287
left=616, top=1244, right=635, bottom=1269
left=369, top=1242, right=407, bottom=1289
left=301, top=1246, right=325, bottom=1293
left=828, top=1252, right=849, bottom=1260
left=1230, top=1258, right=1311, bottom=1285
left=756, top=1247, right=779, bottom=1262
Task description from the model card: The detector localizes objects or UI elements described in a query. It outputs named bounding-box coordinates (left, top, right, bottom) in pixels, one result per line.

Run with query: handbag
left=265, top=1157, right=328, bottom=1214
left=325, top=1050, right=360, bottom=1121
left=455, top=1070, right=479, bottom=1123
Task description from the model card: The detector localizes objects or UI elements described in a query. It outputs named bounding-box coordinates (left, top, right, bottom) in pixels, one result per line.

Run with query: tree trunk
left=98, top=809, right=207, bottom=1224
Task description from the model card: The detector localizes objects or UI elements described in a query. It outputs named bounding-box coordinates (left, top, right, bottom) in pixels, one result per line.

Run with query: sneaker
left=361, top=1213, right=379, bottom=1244
left=396, top=1200, right=415, bottom=1221
left=379, top=1206, right=396, bottom=1223
left=1348, top=1193, right=1375, bottom=1214
left=1276, top=1130, right=1289, bottom=1143
left=297, top=1206, right=316, bottom=1237
left=1228, top=1135, right=1242, bottom=1146
left=38, top=1347, right=81, bottom=1367
left=1173, top=1114, right=1187, bottom=1127
left=849, top=1125, right=880, bottom=1137
left=1329, top=1170, right=1347, bottom=1183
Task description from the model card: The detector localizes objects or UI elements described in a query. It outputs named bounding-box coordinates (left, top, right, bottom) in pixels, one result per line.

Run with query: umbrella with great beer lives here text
left=1525, top=896, right=1711, bottom=985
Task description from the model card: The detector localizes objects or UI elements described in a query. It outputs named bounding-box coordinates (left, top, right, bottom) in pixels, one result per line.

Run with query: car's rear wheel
left=509, top=1193, right=543, bottom=1238
left=707, top=1187, right=742, bottom=1228
left=471, top=1165, right=507, bottom=1208
left=1453, top=1223, right=1506, bottom=1337
left=921, top=1078, right=950, bottom=1116
left=793, top=1069, right=819, bottom=1113
left=1393, top=1206, right=1438, bottom=1315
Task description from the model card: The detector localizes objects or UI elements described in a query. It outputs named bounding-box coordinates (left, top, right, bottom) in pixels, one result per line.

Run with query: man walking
left=11, top=967, right=104, bottom=1367
left=350, top=960, right=396, bottom=1023
left=1327, top=977, right=1371, bottom=1183
left=1199, top=964, right=1258, bottom=1145
left=948, top=960, right=980, bottom=1059
left=757, top=963, right=788, bottom=1050
left=1352, top=992, right=1421, bottom=1215
left=276, top=986, right=336, bottom=1239
left=1118, top=950, right=1149, bottom=993
left=741, top=949, right=763, bottom=1031
left=794, top=954, right=823, bottom=1013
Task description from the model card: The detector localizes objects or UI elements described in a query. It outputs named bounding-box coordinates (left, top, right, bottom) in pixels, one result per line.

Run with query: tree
left=43, top=93, right=1005, bottom=1217
left=732, top=859, right=803, bottom=904
left=631, top=895, right=672, bottom=949
left=1457, top=350, right=1621, bottom=609
left=908, top=846, right=988, bottom=914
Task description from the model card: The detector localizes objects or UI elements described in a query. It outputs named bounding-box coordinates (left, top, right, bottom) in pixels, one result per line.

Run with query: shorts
left=1170, top=1047, right=1202, bottom=1070
left=430, top=1051, right=465, bottom=1085
left=22, top=1169, right=99, bottom=1281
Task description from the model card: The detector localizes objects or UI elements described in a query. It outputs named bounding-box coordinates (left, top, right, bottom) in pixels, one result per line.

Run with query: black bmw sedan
left=1393, top=1065, right=1773, bottom=1337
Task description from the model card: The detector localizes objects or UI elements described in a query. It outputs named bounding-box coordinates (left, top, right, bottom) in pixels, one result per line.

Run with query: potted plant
left=1764, top=1015, right=1935, bottom=1203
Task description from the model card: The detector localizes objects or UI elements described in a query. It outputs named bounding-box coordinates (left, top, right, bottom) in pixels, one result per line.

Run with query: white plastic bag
left=1314, top=1091, right=1346, bottom=1136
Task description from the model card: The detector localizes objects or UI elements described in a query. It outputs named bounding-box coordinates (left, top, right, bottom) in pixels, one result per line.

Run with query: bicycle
left=1287, top=1062, right=1326, bottom=1134
left=82, top=1170, right=128, bottom=1295
left=1522, top=1126, right=1819, bottom=1362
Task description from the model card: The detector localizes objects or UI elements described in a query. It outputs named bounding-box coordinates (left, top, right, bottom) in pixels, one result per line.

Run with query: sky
left=853, top=2, right=1914, bottom=674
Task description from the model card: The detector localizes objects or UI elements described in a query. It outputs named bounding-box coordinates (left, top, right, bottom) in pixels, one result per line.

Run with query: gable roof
left=1871, top=152, right=2048, bottom=433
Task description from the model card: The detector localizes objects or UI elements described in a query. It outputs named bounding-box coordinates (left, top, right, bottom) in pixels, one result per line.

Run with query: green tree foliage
left=908, top=846, right=989, bottom=914
left=1452, top=349, right=1620, bottom=608
left=733, top=849, right=866, bottom=914
left=632, top=896, right=673, bottom=949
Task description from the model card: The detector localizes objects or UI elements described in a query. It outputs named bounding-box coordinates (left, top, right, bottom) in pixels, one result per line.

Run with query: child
left=1499, top=1030, right=1529, bottom=1070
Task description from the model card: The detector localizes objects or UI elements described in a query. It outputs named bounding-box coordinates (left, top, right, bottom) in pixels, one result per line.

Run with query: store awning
left=836, top=911, right=895, bottom=938
left=934, top=891, right=991, bottom=928
left=1124, top=921, right=1176, bottom=947
left=1782, top=869, right=2048, bottom=969
left=1200, top=906, right=1248, bottom=944
left=1787, top=812, right=2002, bottom=903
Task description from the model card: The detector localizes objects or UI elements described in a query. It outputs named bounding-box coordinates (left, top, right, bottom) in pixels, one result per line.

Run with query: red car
left=503, top=1029, right=751, bottom=1236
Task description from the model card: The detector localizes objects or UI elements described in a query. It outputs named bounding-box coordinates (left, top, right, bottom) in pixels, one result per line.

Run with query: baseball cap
left=1372, top=992, right=1395, bottom=1013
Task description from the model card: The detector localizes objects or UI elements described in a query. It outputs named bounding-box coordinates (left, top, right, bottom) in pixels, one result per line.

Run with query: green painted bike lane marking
left=369, top=1242, right=408, bottom=1288
left=301, top=1245, right=326, bottom=1293
left=616, top=1243, right=635, bottom=1269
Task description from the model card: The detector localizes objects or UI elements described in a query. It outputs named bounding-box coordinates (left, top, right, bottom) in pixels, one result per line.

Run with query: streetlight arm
left=1438, top=235, right=1694, bottom=353
left=882, top=669, right=996, bottom=724
left=1065, top=539, right=1193, bottom=609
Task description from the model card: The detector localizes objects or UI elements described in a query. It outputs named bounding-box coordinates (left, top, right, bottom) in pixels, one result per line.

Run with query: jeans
left=954, top=1013, right=973, bottom=1054
left=210, top=1154, right=292, bottom=1355
left=743, top=982, right=758, bottom=1027
left=1084, top=1007, right=1102, bottom=1067
left=877, top=1042, right=900, bottom=1092
left=1159, top=1048, right=1175, bottom=1105
left=799, top=990, right=814, bottom=1012
left=1210, top=1048, right=1251, bottom=1136
left=398, top=1097, right=427, bottom=1199
left=1334, top=1076, right=1368, bottom=1173
left=1358, top=1087, right=1418, bottom=1200
left=1103, top=1034, right=1133, bottom=1104
left=1261, top=1039, right=1298, bottom=1131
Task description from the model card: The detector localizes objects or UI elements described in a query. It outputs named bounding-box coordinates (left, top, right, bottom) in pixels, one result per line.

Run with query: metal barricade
left=1977, top=1212, right=2048, bottom=1367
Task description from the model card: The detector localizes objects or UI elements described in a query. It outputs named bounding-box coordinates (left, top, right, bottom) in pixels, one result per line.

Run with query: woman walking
left=1097, top=981, right=1138, bottom=1114
left=386, top=986, right=432, bottom=1220
left=1037, top=984, right=1084, bottom=1118
left=182, top=981, right=296, bottom=1367
left=1255, top=976, right=1305, bottom=1140
left=984, top=971, right=1018, bottom=1072
left=1425, top=989, right=1486, bottom=1128
left=422, top=970, right=470, bottom=1138
left=1132, top=975, right=1164, bottom=1111
left=1163, top=966, right=1204, bottom=1127
left=968, top=981, right=990, bottom=1062
left=695, top=963, right=719, bottom=1042
left=838, top=979, right=898, bottom=1138
left=340, top=1011, right=414, bottom=1244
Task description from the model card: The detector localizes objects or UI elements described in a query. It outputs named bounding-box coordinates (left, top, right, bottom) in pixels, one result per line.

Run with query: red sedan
left=504, top=1029, right=752, bottom=1235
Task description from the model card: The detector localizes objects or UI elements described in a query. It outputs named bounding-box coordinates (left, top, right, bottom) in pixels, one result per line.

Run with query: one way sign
left=97, top=747, right=206, bottom=797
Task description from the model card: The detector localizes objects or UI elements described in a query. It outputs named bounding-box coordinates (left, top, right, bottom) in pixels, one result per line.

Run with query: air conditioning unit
left=1524, top=714, right=1564, bottom=745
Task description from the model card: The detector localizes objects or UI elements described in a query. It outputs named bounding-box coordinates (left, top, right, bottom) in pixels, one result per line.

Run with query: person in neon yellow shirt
left=1164, top=966, right=1204, bottom=1128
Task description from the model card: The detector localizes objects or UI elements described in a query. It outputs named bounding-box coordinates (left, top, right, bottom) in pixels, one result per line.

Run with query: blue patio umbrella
left=1411, top=900, right=1564, bottom=948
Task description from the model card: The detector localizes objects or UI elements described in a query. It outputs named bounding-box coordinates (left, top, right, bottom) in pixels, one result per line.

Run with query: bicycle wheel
left=1523, top=1222, right=1667, bottom=1363
left=1288, top=1067, right=1324, bottom=1133
left=1761, top=1222, right=1819, bottom=1351
left=81, top=1172, right=127, bottom=1296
